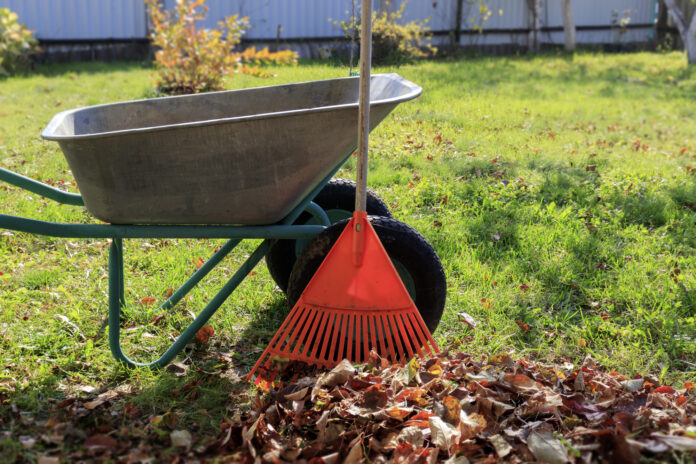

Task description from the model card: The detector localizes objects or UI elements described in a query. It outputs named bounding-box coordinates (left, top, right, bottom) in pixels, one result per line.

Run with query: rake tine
left=285, top=306, right=312, bottom=354
left=345, top=313, right=355, bottom=362
left=369, top=314, right=378, bottom=358
left=318, top=311, right=336, bottom=366
left=327, top=313, right=342, bottom=364
left=403, top=312, right=425, bottom=358
left=310, top=308, right=331, bottom=360
left=362, top=313, right=370, bottom=363
left=291, top=307, right=317, bottom=356
left=395, top=313, right=415, bottom=359
left=376, top=313, right=388, bottom=358
left=335, top=313, right=346, bottom=362
left=410, top=309, right=438, bottom=355
left=380, top=313, right=398, bottom=360
left=275, top=305, right=305, bottom=353
left=301, top=308, right=323, bottom=358
left=390, top=314, right=408, bottom=360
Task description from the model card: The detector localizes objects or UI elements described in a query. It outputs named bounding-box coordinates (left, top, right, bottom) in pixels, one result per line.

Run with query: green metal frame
left=0, top=164, right=342, bottom=368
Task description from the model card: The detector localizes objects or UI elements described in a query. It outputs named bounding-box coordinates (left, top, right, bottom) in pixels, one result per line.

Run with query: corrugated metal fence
left=0, top=0, right=658, bottom=49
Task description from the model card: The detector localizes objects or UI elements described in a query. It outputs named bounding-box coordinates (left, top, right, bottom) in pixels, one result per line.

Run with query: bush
left=336, top=1, right=436, bottom=65
left=0, top=8, right=39, bottom=77
left=145, top=0, right=297, bottom=95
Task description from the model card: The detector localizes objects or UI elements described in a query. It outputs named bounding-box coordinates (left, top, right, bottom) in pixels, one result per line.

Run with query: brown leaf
left=165, top=362, right=189, bottom=376
left=320, top=359, right=355, bottom=388
left=83, top=390, right=118, bottom=410
left=170, top=430, right=192, bottom=450
left=574, top=370, right=585, bottom=392
left=84, top=433, right=118, bottom=449
left=457, top=312, right=477, bottom=329
left=18, top=435, right=35, bottom=449
left=387, top=406, right=413, bottom=421
left=503, top=373, right=543, bottom=392
left=489, top=434, right=513, bottom=458
left=38, top=458, right=60, bottom=464
left=195, top=326, right=214, bottom=343
left=429, top=416, right=459, bottom=451
left=516, top=321, right=530, bottom=333
left=441, top=395, right=461, bottom=424
left=652, top=433, right=696, bottom=451
left=527, top=429, right=569, bottom=464
left=459, top=411, right=486, bottom=440
left=283, top=387, right=309, bottom=401
left=396, top=426, right=425, bottom=448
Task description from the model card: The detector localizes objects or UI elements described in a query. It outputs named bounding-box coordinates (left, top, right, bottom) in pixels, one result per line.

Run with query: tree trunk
left=527, top=0, right=542, bottom=52
left=664, top=0, right=696, bottom=63
left=561, top=0, right=575, bottom=51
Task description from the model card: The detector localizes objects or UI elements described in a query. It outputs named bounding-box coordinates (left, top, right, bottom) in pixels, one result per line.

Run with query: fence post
left=454, top=0, right=464, bottom=46
left=527, top=0, right=542, bottom=52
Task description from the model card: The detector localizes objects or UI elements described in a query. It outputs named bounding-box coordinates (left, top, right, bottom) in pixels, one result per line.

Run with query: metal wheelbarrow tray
left=41, top=73, right=421, bottom=225
left=0, top=73, right=422, bottom=368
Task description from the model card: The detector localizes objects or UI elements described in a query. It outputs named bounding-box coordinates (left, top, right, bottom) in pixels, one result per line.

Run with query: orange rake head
left=247, top=211, right=438, bottom=383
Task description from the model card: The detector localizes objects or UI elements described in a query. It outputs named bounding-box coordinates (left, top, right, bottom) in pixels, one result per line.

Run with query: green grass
left=1, top=52, right=695, bottom=456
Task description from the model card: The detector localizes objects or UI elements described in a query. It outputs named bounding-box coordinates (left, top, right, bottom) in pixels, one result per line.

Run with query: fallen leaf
left=387, top=406, right=413, bottom=421
left=457, top=312, right=477, bottom=329
left=459, top=411, right=486, bottom=439
left=170, top=430, right=192, bottom=450
left=84, top=434, right=118, bottom=449
left=622, top=378, right=644, bottom=392
left=652, top=433, right=696, bottom=451
left=527, top=429, right=569, bottom=464
left=429, top=416, right=460, bottom=451
left=19, top=435, right=35, bottom=449
left=84, top=391, right=118, bottom=410
left=165, top=362, right=189, bottom=376
left=489, top=434, right=512, bottom=458
left=195, top=326, right=214, bottom=343
left=321, top=359, right=355, bottom=387
left=140, top=296, right=157, bottom=305
left=653, top=385, right=676, bottom=394
left=516, top=321, right=530, bottom=333
left=38, top=458, right=60, bottom=464
left=284, top=387, right=309, bottom=401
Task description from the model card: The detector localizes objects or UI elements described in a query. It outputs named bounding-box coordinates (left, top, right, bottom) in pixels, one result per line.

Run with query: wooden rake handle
left=355, top=0, right=372, bottom=214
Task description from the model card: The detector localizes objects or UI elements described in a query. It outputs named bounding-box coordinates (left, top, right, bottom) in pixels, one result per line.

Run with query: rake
left=248, top=0, right=438, bottom=380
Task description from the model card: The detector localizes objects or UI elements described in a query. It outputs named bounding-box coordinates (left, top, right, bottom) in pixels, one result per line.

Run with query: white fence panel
left=0, top=0, right=660, bottom=45
left=0, top=0, right=147, bottom=40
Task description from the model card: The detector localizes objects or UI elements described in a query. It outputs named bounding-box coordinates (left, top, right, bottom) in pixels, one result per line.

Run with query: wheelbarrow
left=0, top=73, right=446, bottom=368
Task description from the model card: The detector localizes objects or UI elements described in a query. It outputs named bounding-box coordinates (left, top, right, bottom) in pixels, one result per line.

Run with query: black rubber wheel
left=286, top=216, right=446, bottom=333
left=265, top=179, right=391, bottom=292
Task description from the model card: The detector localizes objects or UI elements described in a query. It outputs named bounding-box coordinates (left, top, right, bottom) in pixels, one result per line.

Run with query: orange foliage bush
left=145, top=0, right=297, bottom=95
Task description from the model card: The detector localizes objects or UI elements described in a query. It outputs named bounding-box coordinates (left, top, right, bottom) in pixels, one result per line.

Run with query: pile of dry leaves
left=6, top=350, right=695, bottom=463
left=226, top=351, right=695, bottom=463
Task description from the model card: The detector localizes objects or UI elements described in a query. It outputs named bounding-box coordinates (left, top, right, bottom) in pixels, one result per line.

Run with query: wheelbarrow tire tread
left=286, top=216, right=446, bottom=333
left=265, top=178, right=391, bottom=292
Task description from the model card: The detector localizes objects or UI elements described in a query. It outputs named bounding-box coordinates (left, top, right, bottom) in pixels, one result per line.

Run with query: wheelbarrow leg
left=108, top=238, right=272, bottom=368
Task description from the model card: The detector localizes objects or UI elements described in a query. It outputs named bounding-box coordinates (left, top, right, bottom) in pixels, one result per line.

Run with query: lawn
left=0, top=52, right=695, bottom=460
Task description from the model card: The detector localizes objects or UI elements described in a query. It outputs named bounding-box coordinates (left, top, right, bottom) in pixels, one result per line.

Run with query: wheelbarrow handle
left=0, top=166, right=84, bottom=206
